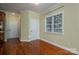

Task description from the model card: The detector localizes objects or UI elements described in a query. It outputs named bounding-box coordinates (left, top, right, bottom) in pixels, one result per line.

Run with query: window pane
left=45, top=13, right=63, bottom=34
left=46, top=16, right=52, bottom=32
left=54, top=13, right=63, bottom=33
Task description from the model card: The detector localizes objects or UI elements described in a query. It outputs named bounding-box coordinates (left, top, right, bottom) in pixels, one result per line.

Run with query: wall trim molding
left=20, top=39, right=39, bottom=42
left=20, top=40, right=27, bottom=42
left=40, top=39, right=79, bottom=55
left=41, top=4, right=64, bottom=14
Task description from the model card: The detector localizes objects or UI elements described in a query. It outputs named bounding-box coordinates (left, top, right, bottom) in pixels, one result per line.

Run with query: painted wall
left=28, top=11, right=40, bottom=40
left=20, top=11, right=40, bottom=41
left=20, top=11, right=29, bottom=41
left=40, top=4, right=79, bottom=52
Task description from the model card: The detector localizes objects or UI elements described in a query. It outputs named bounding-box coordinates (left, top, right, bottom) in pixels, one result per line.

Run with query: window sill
left=44, top=31, right=64, bottom=36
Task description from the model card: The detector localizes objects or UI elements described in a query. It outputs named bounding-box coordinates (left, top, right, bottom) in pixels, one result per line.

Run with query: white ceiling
left=0, top=3, right=56, bottom=13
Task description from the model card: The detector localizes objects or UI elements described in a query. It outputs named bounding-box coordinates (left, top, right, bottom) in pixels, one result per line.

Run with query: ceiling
left=0, top=3, right=56, bottom=13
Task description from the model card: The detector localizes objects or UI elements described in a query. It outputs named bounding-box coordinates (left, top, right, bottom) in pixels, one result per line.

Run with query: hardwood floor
left=39, top=40, right=75, bottom=55
left=0, top=39, right=76, bottom=55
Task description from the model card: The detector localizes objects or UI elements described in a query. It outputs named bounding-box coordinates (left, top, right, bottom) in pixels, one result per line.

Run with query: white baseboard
left=20, top=39, right=39, bottom=42
left=20, top=40, right=27, bottom=42
left=40, top=39, right=79, bottom=55
left=27, top=39, right=40, bottom=42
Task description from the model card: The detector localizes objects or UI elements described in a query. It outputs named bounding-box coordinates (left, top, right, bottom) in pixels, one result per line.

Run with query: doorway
left=5, top=12, right=20, bottom=40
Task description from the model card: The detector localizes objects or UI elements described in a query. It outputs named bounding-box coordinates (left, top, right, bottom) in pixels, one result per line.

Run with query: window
left=45, top=12, right=64, bottom=35
left=46, top=16, right=53, bottom=32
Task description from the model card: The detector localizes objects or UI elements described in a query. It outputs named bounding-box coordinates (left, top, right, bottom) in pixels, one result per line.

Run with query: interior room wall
left=40, top=4, right=79, bottom=53
left=20, top=11, right=40, bottom=41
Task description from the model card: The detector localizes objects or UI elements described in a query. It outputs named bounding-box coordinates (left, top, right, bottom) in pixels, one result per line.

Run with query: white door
left=6, top=14, right=20, bottom=39
left=29, top=19, right=40, bottom=40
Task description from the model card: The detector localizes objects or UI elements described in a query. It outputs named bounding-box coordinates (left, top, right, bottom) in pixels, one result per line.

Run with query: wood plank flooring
left=40, top=40, right=75, bottom=55
left=1, top=39, right=76, bottom=55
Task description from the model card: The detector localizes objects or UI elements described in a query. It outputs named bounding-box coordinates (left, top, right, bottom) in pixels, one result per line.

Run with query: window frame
left=45, top=11, right=64, bottom=35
